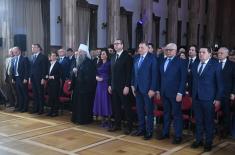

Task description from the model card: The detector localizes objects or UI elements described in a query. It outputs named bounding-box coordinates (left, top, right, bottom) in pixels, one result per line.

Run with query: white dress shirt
left=197, top=58, right=210, bottom=74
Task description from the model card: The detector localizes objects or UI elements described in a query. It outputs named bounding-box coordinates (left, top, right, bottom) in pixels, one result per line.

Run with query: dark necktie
left=164, top=58, right=172, bottom=72
left=188, top=58, right=193, bottom=70
left=115, top=54, right=119, bottom=62
left=198, top=63, right=205, bottom=75
left=219, top=61, right=223, bottom=70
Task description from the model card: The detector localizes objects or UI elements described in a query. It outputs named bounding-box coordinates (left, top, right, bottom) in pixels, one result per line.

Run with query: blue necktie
left=32, top=54, right=36, bottom=63
left=198, top=63, right=205, bottom=75
left=219, top=61, right=223, bottom=70
left=138, top=56, right=144, bottom=68
left=14, top=57, right=19, bottom=75
left=164, top=58, right=171, bottom=72
left=59, top=57, right=63, bottom=63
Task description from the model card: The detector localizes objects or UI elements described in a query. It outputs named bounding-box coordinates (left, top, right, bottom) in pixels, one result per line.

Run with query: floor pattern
left=0, top=109, right=234, bottom=155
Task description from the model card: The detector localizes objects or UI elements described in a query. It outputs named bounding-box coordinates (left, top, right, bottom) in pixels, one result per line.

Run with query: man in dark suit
left=108, top=39, right=133, bottom=134
left=30, top=43, right=48, bottom=114
left=11, top=47, right=29, bottom=112
left=191, top=47, right=223, bottom=152
left=186, top=45, right=199, bottom=95
left=217, top=47, right=235, bottom=138
left=131, top=42, right=158, bottom=140
left=158, top=43, right=187, bottom=144
left=66, top=48, right=76, bottom=79
left=58, top=49, right=70, bottom=81
left=47, top=51, right=62, bottom=117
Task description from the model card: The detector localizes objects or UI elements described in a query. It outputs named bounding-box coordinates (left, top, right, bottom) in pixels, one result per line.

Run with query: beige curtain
left=120, top=15, right=129, bottom=50
left=0, top=0, right=44, bottom=83
left=1, top=0, right=43, bottom=55
left=77, top=7, right=90, bottom=46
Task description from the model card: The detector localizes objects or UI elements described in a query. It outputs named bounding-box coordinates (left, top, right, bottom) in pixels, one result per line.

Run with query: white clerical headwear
left=78, top=44, right=91, bottom=59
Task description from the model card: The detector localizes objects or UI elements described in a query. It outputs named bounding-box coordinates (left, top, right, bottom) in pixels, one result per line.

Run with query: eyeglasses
left=113, top=42, right=121, bottom=45
left=165, top=49, right=175, bottom=51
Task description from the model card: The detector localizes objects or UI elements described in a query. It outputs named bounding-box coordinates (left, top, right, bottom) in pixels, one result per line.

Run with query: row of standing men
left=4, top=41, right=235, bottom=152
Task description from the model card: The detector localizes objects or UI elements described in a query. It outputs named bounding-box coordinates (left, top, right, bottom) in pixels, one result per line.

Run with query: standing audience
left=93, top=49, right=112, bottom=127
left=131, top=42, right=158, bottom=140
left=11, top=47, right=29, bottom=112
left=30, top=43, right=48, bottom=114
left=46, top=52, right=61, bottom=117
left=191, top=47, right=223, bottom=152
left=108, top=39, right=133, bottom=134
left=4, top=48, right=17, bottom=107
left=217, top=47, right=235, bottom=138
left=70, top=44, right=96, bottom=124
left=157, top=43, right=187, bottom=144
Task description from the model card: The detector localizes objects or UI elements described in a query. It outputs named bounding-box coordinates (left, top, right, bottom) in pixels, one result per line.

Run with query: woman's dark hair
left=97, top=48, right=110, bottom=67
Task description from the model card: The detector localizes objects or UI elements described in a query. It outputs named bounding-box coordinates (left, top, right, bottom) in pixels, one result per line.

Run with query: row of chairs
left=28, top=80, right=72, bottom=114
left=153, top=95, right=223, bottom=132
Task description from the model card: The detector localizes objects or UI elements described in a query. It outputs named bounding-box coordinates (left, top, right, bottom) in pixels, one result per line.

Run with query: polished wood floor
left=0, top=107, right=234, bottom=155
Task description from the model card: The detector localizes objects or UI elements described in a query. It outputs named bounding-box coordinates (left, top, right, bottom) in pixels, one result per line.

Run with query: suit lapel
left=18, top=55, right=23, bottom=69
left=200, top=59, right=212, bottom=77
left=160, top=58, right=167, bottom=74
left=223, top=60, right=229, bottom=71
left=49, top=62, right=57, bottom=76
left=137, top=53, right=149, bottom=71
left=111, top=54, right=116, bottom=69
left=164, top=56, right=176, bottom=73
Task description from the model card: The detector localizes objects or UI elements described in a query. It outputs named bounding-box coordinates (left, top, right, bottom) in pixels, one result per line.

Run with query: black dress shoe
left=6, top=104, right=14, bottom=108
left=14, top=108, right=21, bottom=112
left=143, top=133, right=153, bottom=140
left=172, top=137, right=182, bottom=144
left=131, top=130, right=145, bottom=136
left=38, top=111, right=44, bottom=115
left=46, top=112, right=52, bottom=116
left=20, top=109, right=28, bottom=113
left=204, top=144, right=212, bottom=152
left=108, top=126, right=121, bottom=132
left=157, top=134, right=169, bottom=140
left=51, top=112, right=58, bottom=117
left=191, top=141, right=203, bottom=148
left=31, top=110, right=38, bottom=114
left=123, top=128, right=132, bottom=135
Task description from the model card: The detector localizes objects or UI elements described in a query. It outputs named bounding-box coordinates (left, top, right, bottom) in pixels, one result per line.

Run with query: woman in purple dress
left=93, top=49, right=112, bottom=127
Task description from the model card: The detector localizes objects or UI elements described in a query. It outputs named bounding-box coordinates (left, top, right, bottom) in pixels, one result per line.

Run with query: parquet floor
left=0, top=108, right=234, bottom=155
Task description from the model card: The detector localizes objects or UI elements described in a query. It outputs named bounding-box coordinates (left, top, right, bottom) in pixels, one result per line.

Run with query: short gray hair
left=219, top=47, right=229, bottom=53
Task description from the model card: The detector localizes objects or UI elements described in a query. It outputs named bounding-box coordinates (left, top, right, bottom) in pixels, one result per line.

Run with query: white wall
left=88, top=0, right=141, bottom=48
left=178, top=0, right=189, bottom=46
left=50, top=0, right=207, bottom=48
left=50, top=0, right=61, bottom=46
left=87, top=0, right=107, bottom=48
left=153, top=0, right=168, bottom=47
left=120, top=0, right=141, bottom=48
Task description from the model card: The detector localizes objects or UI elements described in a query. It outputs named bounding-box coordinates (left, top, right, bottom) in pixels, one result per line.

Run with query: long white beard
left=76, top=55, right=86, bottom=67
